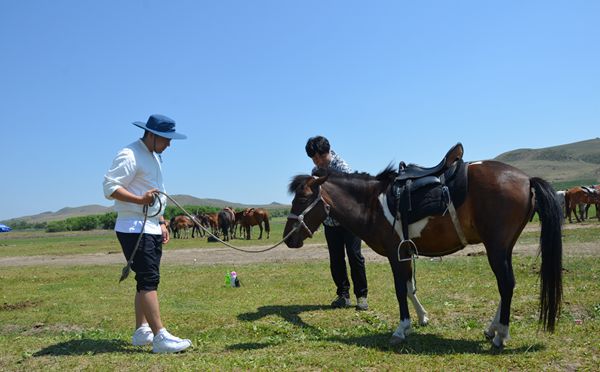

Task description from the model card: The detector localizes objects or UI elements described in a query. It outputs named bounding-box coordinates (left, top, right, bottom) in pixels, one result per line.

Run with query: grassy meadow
left=0, top=220, right=599, bottom=370
left=0, top=217, right=326, bottom=258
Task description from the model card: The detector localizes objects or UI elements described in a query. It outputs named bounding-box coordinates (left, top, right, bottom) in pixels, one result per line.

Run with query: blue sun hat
left=133, top=114, right=187, bottom=140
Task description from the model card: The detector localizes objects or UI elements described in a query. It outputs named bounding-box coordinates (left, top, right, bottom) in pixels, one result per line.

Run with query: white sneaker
left=152, top=329, right=192, bottom=353
left=132, top=325, right=153, bottom=346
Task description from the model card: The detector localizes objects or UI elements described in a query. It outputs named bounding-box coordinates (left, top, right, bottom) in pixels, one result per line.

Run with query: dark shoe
left=356, top=296, right=369, bottom=311
left=331, top=295, right=351, bottom=308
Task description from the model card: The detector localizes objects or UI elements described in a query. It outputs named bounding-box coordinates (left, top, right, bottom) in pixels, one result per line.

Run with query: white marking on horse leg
left=485, top=301, right=502, bottom=339
left=390, top=318, right=412, bottom=345
left=492, top=323, right=511, bottom=348
left=407, top=280, right=429, bottom=326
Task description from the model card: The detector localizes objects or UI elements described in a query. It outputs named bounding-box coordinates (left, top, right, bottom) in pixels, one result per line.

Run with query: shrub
left=98, top=212, right=117, bottom=230
left=46, top=220, right=69, bottom=232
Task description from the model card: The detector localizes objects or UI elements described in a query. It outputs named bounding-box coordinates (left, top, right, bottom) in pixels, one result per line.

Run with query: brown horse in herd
left=284, top=156, right=562, bottom=348
left=239, top=208, right=270, bottom=240
left=169, top=215, right=194, bottom=239
left=564, top=186, right=600, bottom=223
left=217, top=207, right=236, bottom=241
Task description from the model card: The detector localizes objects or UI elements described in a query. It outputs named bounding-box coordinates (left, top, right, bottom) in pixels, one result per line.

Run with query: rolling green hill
left=494, top=138, right=600, bottom=187
left=4, top=138, right=599, bottom=224
left=2, top=197, right=288, bottom=225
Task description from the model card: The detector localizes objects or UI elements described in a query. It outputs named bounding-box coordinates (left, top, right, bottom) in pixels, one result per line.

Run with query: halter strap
left=287, top=185, right=330, bottom=238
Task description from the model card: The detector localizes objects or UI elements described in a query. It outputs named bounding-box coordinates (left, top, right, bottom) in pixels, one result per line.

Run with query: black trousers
left=117, top=232, right=162, bottom=292
left=324, top=225, right=368, bottom=298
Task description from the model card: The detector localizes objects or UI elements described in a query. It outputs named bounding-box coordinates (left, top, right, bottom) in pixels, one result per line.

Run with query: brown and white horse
left=284, top=161, right=563, bottom=348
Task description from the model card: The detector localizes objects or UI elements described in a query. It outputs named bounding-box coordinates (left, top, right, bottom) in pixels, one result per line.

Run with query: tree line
left=5, top=206, right=290, bottom=233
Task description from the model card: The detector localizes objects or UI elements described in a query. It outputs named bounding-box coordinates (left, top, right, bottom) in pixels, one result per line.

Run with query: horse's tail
left=531, top=177, right=563, bottom=332
left=264, top=215, right=270, bottom=233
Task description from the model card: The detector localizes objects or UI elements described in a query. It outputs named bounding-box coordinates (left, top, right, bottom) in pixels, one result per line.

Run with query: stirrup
left=397, top=239, right=419, bottom=262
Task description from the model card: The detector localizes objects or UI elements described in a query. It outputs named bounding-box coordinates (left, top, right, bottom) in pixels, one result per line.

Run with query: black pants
left=324, top=225, right=368, bottom=298
left=117, top=232, right=162, bottom=292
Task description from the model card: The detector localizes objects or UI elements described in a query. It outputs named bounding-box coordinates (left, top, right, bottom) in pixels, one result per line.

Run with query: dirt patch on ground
left=0, top=300, right=41, bottom=311
left=0, top=238, right=596, bottom=268
left=0, top=322, right=85, bottom=338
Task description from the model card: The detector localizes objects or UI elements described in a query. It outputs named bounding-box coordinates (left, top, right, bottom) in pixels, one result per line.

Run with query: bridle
left=287, top=184, right=331, bottom=238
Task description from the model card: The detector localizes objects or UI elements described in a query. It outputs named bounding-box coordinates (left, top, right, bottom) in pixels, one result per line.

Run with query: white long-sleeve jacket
left=103, top=139, right=167, bottom=234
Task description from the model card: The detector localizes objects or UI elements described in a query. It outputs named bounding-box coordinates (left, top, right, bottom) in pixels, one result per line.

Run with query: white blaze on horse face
left=378, top=193, right=432, bottom=240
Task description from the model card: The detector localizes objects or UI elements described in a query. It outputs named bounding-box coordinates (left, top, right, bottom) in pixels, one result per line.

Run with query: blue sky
left=1, top=1, right=599, bottom=221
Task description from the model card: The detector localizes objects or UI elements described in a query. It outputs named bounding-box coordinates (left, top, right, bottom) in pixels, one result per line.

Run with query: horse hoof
left=484, top=330, right=494, bottom=340
left=419, top=317, right=429, bottom=326
left=491, top=338, right=505, bottom=349
left=389, top=335, right=405, bottom=345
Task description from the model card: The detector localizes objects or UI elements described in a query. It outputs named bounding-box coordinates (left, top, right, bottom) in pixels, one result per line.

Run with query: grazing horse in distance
left=218, top=207, right=236, bottom=241
left=191, top=213, right=210, bottom=238
left=171, top=215, right=194, bottom=239
left=205, top=213, right=219, bottom=236
left=565, top=186, right=600, bottom=223
left=233, top=210, right=245, bottom=239
left=241, top=208, right=271, bottom=240
left=555, top=190, right=566, bottom=217
left=284, top=158, right=562, bottom=348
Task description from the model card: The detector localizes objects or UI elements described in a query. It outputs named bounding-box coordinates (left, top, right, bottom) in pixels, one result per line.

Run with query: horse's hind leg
left=484, top=249, right=515, bottom=348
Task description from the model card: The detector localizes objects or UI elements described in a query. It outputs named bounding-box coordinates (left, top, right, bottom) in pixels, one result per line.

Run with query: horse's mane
left=287, top=164, right=398, bottom=194
left=288, top=175, right=313, bottom=194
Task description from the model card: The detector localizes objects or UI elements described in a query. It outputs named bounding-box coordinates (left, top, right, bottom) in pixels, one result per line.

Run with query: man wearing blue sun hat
left=103, top=114, right=191, bottom=353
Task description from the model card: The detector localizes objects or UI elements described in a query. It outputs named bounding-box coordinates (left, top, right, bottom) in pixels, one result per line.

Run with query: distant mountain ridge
left=4, top=138, right=599, bottom=224
left=494, top=138, right=600, bottom=184
left=3, top=196, right=289, bottom=224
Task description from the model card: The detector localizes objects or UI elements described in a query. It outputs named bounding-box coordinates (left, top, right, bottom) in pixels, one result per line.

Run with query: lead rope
left=155, top=191, right=298, bottom=253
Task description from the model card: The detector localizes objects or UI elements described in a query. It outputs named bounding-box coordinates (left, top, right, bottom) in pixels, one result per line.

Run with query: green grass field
left=0, top=217, right=327, bottom=258
left=1, top=221, right=599, bottom=370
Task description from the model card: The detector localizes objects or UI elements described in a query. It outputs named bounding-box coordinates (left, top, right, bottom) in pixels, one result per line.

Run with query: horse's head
left=283, top=174, right=330, bottom=248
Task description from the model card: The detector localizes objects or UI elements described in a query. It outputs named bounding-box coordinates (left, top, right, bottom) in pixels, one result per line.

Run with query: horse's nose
left=284, top=235, right=303, bottom=249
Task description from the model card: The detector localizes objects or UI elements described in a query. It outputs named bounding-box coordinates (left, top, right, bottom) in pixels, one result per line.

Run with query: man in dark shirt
left=305, top=136, right=369, bottom=310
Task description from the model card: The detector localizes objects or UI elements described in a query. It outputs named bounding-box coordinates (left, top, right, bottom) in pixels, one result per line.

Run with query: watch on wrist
left=159, top=220, right=166, bottom=225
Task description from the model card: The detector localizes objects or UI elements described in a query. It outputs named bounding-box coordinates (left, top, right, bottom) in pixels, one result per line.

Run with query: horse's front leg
left=388, top=257, right=413, bottom=345
left=407, top=279, right=429, bottom=326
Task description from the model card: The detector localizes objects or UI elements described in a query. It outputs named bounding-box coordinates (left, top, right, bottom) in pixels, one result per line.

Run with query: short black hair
left=305, top=136, right=330, bottom=158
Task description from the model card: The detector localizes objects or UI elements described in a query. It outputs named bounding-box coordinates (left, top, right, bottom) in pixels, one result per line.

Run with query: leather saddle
left=396, top=143, right=464, bottom=182
left=387, top=143, right=468, bottom=246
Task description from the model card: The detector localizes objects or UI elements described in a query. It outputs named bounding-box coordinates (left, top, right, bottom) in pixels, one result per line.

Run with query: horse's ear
left=313, top=174, right=329, bottom=186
